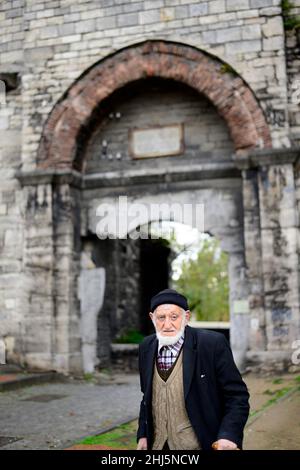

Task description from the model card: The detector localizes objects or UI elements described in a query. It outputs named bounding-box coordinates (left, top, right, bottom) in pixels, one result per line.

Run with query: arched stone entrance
left=89, top=188, right=247, bottom=370
left=17, top=40, right=300, bottom=375
left=37, top=39, right=271, bottom=171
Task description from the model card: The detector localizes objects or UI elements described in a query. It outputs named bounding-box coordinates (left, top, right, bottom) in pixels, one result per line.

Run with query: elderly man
left=136, top=288, right=249, bottom=451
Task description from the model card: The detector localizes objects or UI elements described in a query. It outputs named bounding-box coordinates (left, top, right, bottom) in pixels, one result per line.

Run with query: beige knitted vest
left=152, top=349, right=201, bottom=450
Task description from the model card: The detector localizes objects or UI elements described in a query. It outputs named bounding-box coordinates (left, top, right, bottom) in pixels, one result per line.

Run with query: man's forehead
left=155, top=304, right=183, bottom=314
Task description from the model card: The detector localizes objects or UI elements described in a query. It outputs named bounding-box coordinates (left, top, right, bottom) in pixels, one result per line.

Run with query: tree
left=174, top=237, right=229, bottom=321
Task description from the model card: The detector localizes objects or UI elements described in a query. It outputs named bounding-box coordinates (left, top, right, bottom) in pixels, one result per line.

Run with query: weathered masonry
left=0, top=1, right=300, bottom=375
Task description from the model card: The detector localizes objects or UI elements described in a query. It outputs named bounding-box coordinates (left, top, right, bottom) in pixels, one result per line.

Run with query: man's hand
left=212, top=439, right=238, bottom=450
left=137, top=437, right=147, bottom=450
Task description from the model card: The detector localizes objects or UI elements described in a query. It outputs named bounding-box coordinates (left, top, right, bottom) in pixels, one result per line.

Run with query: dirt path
left=244, top=388, right=300, bottom=450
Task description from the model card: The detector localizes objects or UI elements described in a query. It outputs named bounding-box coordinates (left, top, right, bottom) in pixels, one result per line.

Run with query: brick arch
left=37, top=40, right=271, bottom=171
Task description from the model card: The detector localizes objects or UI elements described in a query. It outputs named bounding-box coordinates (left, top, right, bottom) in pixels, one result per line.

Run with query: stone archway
left=37, top=39, right=271, bottom=171
left=89, top=188, right=248, bottom=370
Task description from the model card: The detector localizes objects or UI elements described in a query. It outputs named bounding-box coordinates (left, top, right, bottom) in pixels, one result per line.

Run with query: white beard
left=153, top=315, right=187, bottom=347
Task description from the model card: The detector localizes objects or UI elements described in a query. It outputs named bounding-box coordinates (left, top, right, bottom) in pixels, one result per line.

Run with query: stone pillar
left=237, top=149, right=300, bottom=372
left=242, top=169, right=267, bottom=354
left=258, top=163, right=300, bottom=364
left=22, top=183, right=55, bottom=370
left=52, top=182, right=82, bottom=374
left=18, top=170, right=83, bottom=374
left=216, top=226, right=249, bottom=371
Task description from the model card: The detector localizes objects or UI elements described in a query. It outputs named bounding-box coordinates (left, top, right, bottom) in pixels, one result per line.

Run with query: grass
left=115, top=330, right=145, bottom=344
left=83, top=368, right=113, bottom=382
left=272, top=378, right=283, bottom=384
left=250, top=382, right=298, bottom=418
left=75, top=420, right=138, bottom=449
left=83, top=373, right=94, bottom=382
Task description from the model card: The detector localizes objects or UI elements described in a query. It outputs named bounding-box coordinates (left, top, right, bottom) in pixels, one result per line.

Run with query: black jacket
left=137, top=325, right=250, bottom=450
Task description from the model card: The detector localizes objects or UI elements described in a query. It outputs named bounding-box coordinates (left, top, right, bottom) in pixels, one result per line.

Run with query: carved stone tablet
left=129, top=123, right=184, bottom=159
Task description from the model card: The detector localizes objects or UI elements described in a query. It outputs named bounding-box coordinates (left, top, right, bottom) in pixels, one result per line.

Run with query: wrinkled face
left=149, top=304, right=190, bottom=336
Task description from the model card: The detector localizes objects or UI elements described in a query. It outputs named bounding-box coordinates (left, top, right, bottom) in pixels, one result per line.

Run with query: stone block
left=263, top=35, right=284, bottom=51
left=225, top=39, right=261, bottom=54
left=189, top=2, right=208, bottom=15
left=226, top=0, right=249, bottom=11
left=260, top=6, right=281, bottom=15
left=216, top=27, right=241, bottom=42
left=242, top=24, right=261, bottom=40
left=117, top=12, right=138, bottom=27
left=0, top=204, right=7, bottom=215
left=209, top=0, right=226, bottom=14
left=40, top=25, right=58, bottom=39
left=175, top=5, right=188, bottom=18
left=75, top=19, right=95, bottom=33
left=250, top=0, right=274, bottom=6
left=24, top=46, right=53, bottom=62
left=139, top=9, right=160, bottom=24
left=262, top=16, right=284, bottom=37
left=6, top=8, right=23, bottom=19
left=59, top=22, right=76, bottom=35
left=61, top=34, right=81, bottom=43
left=144, top=0, right=164, bottom=9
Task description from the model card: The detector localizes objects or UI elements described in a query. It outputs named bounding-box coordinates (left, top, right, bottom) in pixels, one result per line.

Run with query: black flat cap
left=150, top=288, right=189, bottom=312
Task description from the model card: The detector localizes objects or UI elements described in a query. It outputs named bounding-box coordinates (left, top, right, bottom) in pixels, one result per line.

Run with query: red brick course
left=37, top=40, right=272, bottom=171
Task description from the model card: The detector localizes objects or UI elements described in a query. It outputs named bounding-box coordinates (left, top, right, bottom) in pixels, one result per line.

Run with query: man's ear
left=149, top=311, right=153, bottom=322
left=185, top=310, right=191, bottom=322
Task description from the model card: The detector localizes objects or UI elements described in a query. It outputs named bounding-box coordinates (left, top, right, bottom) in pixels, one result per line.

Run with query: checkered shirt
left=157, top=335, right=184, bottom=371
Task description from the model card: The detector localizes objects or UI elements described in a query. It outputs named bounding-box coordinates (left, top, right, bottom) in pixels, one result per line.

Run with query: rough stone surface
left=1, top=0, right=300, bottom=375
left=78, top=264, right=105, bottom=374
left=0, top=374, right=141, bottom=450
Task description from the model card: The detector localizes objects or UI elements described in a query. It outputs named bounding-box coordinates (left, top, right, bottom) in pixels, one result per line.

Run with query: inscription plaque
left=129, top=123, right=184, bottom=159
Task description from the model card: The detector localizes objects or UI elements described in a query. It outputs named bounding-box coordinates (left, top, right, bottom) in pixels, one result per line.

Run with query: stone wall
left=285, top=0, right=300, bottom=147
left=0, top=0, right=290, bottom=170
left=1, top=0, right=300, bottom=373
left=0, top=0, right=23, bottom=364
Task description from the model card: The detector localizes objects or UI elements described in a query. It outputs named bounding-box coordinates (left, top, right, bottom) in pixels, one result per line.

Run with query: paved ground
left=0, top=373, right=141, bottom=450
left=244, top=387, right=300, bottom=450
left=0, top=370, right=299, bottom=450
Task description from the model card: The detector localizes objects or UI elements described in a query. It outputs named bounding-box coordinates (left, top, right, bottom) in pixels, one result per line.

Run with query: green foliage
left=76, top=420, right=138, bottom=449
left=220, top=63, right=237, bottom=75
left=250, top=386, right=293, bottom=417
left=174, top=237, right=229, bottom=321
left=83, top=373, right=94, bottom=381
left=115, top=329, right=145, bottom=344
left=282, top=0, right=294, bottom=14
left=263, top=388, right=277, bottom=395
left=284, top=16, right=300, bottom=30
left=281, top=0, right=300, bottom=30
left=272, top=378, right=283, bottom=384
left=263, top=387, right=292, bottom=405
